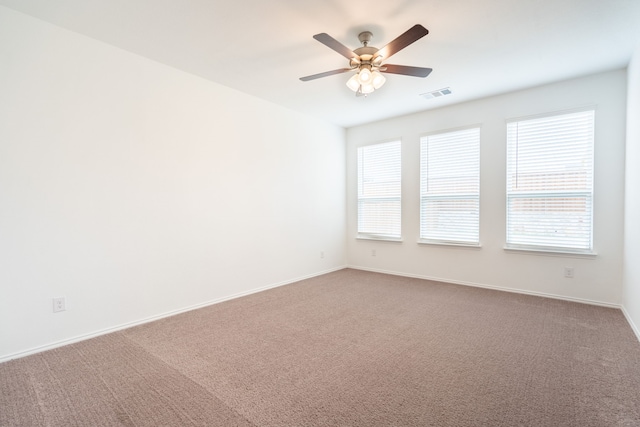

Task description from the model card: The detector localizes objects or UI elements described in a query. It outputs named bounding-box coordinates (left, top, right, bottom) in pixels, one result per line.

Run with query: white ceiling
left=2, top=0, right=640, bottom=128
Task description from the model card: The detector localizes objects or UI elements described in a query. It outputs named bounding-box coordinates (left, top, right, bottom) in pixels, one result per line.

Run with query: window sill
left=503, top=246, right=597, bottom=258
left=356, top=235, right=403, bottom=243
left=418, top=240, right=482, bottom=249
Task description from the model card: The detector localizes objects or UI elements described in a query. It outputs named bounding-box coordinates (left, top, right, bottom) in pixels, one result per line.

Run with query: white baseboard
left=621, top=305, right=640, bottom=342
left=0, top=266, right=347, bottom=364
left=5, top=264, right=635, bottom=364
left=353, top=263, right=639, bottom=343
left=347, top=265, right=621, bottom=309
left=349, top=265, right=640, bottom=342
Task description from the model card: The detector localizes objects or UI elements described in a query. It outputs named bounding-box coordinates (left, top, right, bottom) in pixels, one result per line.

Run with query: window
left=506, top=109, right=594, bottom=253
left=420, top=127, right=480, bottom=245
left=357, top=140, right=401, bottom=240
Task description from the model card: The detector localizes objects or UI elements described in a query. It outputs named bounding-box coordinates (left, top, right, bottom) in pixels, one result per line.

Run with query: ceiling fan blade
left=374, top=24, right=429, bottom=60
left=382, top=64, right=433, bottom=78
left=313, top=33, right=358, bottom=60
left=300, top=68, right=352, bottom=82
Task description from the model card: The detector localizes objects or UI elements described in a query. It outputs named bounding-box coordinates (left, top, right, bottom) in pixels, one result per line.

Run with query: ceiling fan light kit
left=300, top=24, right=433, bottom=96
left=346, top=66, right=386, bottom=94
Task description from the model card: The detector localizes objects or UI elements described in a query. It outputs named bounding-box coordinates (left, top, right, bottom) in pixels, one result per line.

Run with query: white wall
left=623, top=43, right=640, bottom=339
left=0, top=6, right=346, bottom=360
left=347, top=70, right=627, bottom=305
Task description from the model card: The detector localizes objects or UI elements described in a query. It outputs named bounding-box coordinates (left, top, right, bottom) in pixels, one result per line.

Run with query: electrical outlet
left=372, top=249, right=376, bottom=257
left=53, top=297, right=66, bottom=313
left=320, top=251, right=325, bottom=259
left=564, top=267, right=574, bottom=278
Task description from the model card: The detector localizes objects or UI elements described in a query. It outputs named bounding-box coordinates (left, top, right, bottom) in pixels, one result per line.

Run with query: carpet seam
left=24, top=358, right=48, bottom=427
left=118, top=331, right=260, bottom=427
left=73, top=342, right=141, bottom=427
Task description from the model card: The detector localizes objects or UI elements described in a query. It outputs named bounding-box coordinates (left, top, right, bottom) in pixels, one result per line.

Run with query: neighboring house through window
left=506, top=109, right=595, bottom=253
left=420, top=126, right=480, bottom=245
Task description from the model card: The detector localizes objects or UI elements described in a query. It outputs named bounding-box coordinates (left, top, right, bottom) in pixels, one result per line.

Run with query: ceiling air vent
left=420, top=87, right=452, bottom=99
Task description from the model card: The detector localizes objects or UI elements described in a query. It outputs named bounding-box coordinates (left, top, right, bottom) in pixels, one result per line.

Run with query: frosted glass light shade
left=346, top=74, right=360, bottom=92
left=360, top=82, right=375, bottom=94
left=372, top=71, right=386, bottom=89
left=358, top=67, right=372, bottom=83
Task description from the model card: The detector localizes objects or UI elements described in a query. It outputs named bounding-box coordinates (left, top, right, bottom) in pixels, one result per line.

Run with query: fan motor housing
left=354, top=46, right=377, bottom=57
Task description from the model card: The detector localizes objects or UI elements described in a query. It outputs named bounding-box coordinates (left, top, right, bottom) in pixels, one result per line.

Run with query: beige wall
left=623, top=42, right=640, bottom=339
left=347, top=70, right=627, bottom=306
left=0, top=6, right=347, bottom=360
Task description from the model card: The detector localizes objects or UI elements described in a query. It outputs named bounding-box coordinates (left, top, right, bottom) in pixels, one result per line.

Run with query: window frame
left=418, top=125, right=481, bottom=247
left=505, top=107, right=596, bottom=255
left=356, top=139, right=402, bottom=241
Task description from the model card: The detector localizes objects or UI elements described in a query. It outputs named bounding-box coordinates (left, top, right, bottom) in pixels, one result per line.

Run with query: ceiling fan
left=300, top=24, right=432, bottom=96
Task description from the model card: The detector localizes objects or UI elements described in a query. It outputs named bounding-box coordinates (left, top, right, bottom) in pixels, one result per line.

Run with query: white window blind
left=420, top=127, right=480, bottom=245
left=506, top=109, right=594, bottom=252
left=357, top=141, right=401, bottom=239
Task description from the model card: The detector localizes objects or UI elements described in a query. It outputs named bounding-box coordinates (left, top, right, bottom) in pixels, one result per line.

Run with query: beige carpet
left=2, top=269, right=640, bottom=426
